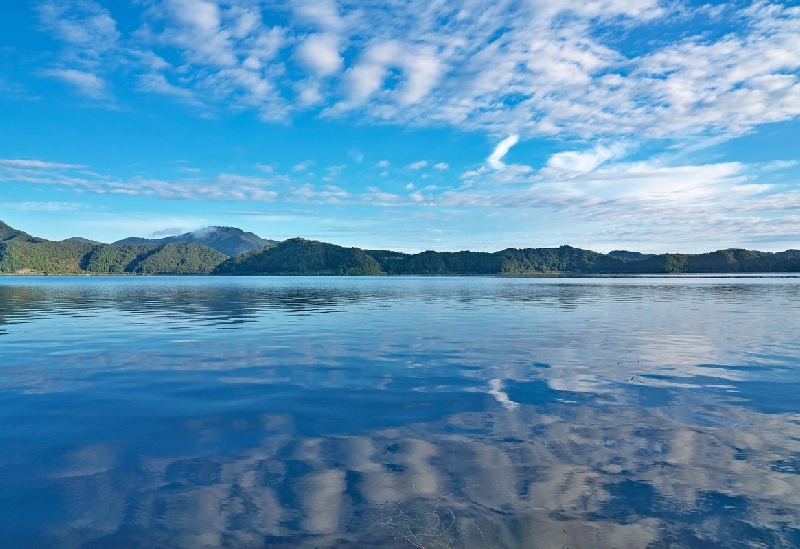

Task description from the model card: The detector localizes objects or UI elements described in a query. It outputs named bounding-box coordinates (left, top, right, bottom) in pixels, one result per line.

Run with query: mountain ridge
left=113, top=226, right=276, bottom=256
left=0, top=221, right=227, bottom=275
left=2, top=220, right=799, bottom=275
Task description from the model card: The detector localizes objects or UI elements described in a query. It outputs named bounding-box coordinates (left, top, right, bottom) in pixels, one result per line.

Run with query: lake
left=1, top=276, right=799, bottom=548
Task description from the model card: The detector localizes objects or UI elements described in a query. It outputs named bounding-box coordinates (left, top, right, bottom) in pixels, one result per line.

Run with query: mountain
left=3, top=219, right=800, bottom=276
left=214, top=238, right=383, bottom=275
left=114, top=226, right=276, bottom=256
left=0, top=220, right=40, bottom=243
left=0, top=221, right=226, bottom=275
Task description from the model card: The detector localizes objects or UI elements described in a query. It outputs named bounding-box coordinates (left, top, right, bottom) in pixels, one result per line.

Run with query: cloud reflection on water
left=1, top=277, right=799, bottom=547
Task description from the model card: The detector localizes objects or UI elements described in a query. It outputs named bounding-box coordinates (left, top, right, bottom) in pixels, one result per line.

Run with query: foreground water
left=1, top=276, right=799, bottom=548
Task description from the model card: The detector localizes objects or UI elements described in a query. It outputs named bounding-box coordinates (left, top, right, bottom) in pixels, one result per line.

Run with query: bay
left=1, top=276, right=799, bottom=548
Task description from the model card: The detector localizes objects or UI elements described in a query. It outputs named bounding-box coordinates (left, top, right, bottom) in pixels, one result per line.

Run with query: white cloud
left=0, top=159, right=84, bottom=169
left=487, top=135, right=519, bottom=169
left=408, top=160, right=428, bottom=170
left=295, top=80, right=324, bottom=106
left=296, top=33, right=342, bottom=77
left=0, top=201, right=84, bottom=212
left=293, top=160, right=314, bottom=172
left=291, top=183, right=350, bottom=204
left=38, top=0, right=119, bottom=54
left=342, top=41, right=401, bottom=104
left=43, top=68, right=107, bottom=98
left=293, top=0, right=346, bottom=32
left=433, top=162, right=449, bottom=170
left=543, top=144, right=626, bottom=175
left=377, top=160, right=390, bottom=168
left=398, top=49, right=443, bottom=105
left=137, top=73, right=202, bottom=106
left=159, top=0, right=237, bottom=67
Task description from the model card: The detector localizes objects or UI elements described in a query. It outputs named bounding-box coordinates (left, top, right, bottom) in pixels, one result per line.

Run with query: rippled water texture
left=1, top=276, right=799, bottom=548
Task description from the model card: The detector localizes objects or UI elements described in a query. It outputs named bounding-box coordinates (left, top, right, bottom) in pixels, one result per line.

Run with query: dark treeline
left=2, top=220, right=800, bottom=275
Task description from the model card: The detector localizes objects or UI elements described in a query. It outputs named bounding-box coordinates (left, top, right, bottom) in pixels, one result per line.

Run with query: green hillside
left=0, top=221, right=227, bottom=275
left=0, top=238, right=95, bottom=274
left=214, top=238, right=383, bottom=275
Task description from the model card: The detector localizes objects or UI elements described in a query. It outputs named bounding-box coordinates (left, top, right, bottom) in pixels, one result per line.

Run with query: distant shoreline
left=3, top=272, right=800, bottom=279
left=3, top=219, right=799, bottom=276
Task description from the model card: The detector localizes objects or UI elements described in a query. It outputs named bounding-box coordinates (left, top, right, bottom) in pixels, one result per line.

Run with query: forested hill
left=212, top=238, right=800, bottom=275
left=0, top=221, right=227, bottom=275
left=113, top=226, right=276, bottom=256
left=214, top=238, right=382, bottom=275
left=2, top=220, right=800, bottom=275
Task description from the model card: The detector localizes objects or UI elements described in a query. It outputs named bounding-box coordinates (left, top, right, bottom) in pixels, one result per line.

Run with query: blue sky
left=1, top=0, right=799, bottom=253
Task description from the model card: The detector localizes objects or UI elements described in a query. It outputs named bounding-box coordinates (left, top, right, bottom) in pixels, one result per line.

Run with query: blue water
left=1, top=276, right=799, bottom=548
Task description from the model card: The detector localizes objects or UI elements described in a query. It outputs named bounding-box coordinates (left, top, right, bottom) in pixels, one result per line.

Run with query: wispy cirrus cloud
left=2, top=152, right=798, bottom=251
left=37, top=1, right=118, bottom=100
left=38, top=0, right=119, bottom=57
left=0, top=159, right=85, bottom=169
left=0, top=201, right=84, bottom=212
left=41, top=68, right=107, bottom=98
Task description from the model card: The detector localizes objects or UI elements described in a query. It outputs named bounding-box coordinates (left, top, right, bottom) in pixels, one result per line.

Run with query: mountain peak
left=113, top=226, right=276, bottom=256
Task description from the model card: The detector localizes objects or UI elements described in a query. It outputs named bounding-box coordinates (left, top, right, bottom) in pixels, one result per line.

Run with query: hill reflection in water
left=0, top=276, right=799, bottom=548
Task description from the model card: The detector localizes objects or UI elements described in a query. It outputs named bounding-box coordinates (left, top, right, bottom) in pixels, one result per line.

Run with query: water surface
left=1, top=276, right=799, bottom=548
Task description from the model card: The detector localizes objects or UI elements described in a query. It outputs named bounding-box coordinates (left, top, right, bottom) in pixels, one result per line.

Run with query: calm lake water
left=1, top=276, right=799, bottom=548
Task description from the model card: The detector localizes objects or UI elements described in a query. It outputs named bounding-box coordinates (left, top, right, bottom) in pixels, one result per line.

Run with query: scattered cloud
left=542, top=144, right=628, bottom=176
left=293, top=160, right=314, bottom=172
left=408, top=160, right=428, bottom=170
left=137, top=73, right=203, bottom=106
left=38, top=0, right=119, bottom=54
left=31, top=2, right=800, bottom=144
left=376, top=160, right=390, bottom=168
left=295, top=33, right=342, bottom=77
left=433, top=162, right=449, bottom=170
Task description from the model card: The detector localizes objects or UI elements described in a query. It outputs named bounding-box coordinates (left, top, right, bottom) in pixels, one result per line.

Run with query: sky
left=0, top=0, right=799, bottom=253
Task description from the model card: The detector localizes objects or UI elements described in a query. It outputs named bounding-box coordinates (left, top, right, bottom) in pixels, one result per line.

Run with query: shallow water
left=1, top=276, right=799, bottom=548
